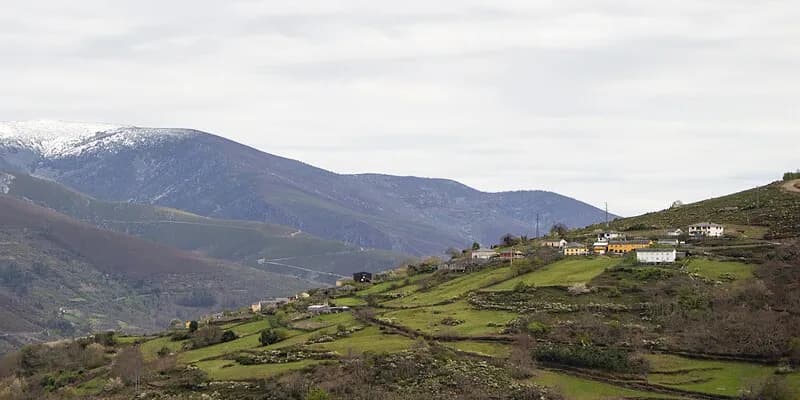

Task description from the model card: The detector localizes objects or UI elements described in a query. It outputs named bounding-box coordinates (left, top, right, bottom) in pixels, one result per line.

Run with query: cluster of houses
left=464, top=222, right=725, bottom=268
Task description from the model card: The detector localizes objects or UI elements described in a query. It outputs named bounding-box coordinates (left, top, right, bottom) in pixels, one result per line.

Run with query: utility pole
left=535, top=213, right=540, bottom=238
left=605, top=202, right=609, bottom=228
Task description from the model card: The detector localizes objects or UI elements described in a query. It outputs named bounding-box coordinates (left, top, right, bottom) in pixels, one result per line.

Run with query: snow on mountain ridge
left=0, top=120, right=195, bottom=158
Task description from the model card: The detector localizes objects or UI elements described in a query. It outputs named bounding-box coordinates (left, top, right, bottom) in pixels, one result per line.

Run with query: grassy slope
left=531, top=371, right=682, bottom=400
left=441, top=341, right=511, bottom=358
left=644, top=354, right=800, bottom=397
left=487, top=257, right=619, bottom=290
left=195, top=359, right=323, bottom=381
left=580, top=180, right=800, bottom=238
left=384, top=267, right=514, bottom=307
left=382, top=301, right=517, bottom=337
left=685, top=258, right=755, bottom=281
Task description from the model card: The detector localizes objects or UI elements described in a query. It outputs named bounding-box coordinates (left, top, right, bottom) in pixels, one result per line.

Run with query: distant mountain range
left=0, top=121, right=613, bottom=255
left=0, top=171, right=407, bottom=283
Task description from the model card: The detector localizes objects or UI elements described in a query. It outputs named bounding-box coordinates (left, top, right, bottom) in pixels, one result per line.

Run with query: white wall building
left=688, top=222, right=724, bottom=237
left=471, top=248, right=497, bottom=260
left=636, top=248, right=677, bottom=264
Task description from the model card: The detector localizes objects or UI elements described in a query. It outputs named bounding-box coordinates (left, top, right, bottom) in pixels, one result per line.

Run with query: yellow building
left=592, top=242, right=608, bottom=255
left=606, top=240, right=652, bottom=254
left=563, top=242, right=589, bottom=256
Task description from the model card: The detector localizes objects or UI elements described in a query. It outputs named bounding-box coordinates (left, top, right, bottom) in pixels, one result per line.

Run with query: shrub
left=157, top=346, right=172, bottom=358
left=259, top=329, right=280, bottom=346
left=221, top=330, right=238, bottom=343
left=783, top=171, right=800, bottom=181
left=567, top=283, right=591, bottom=296
left=533, top=344, right=644, bottom=373
left=306, top=388, right=330, bottom=400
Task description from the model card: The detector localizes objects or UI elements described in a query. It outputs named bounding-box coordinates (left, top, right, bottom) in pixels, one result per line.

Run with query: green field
left=330, top=296, right=367, bottom=307
left=178, top=327, right=302, bottom=363
left=384, top=267, right=514, bottom=307
left=308, top=326, right=415, bottom=355
left=488, top=257, right=619, bottom=291
left=195, top=359, right=323, bottom=381
left=685, top=258, right=755, bottom=281
left=440, top=340, right=511, bottom=358
left=228, top=318, right=273, bottom=337
left=382, top=301, right=517, bottom=337
left=356, top=272, right=432, bottom=297
left=644, top=354, right=784, bottom=397
left=291, top=312, right=359, bottom=331
left=531, top=371, right=681, bottom=400
left=140, top=336, right=186, bottom=361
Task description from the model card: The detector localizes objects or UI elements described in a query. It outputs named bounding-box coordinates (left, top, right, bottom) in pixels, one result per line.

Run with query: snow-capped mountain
left=0, top=120, right=613, bottom=255
left=0, top=120, right=193, bottom=160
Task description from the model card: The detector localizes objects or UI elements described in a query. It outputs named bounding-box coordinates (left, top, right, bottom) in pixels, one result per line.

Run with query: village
left=242, top=221, right=728, bottom=319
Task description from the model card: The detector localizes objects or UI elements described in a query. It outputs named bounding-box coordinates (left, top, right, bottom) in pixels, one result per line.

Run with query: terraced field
left=383, top=266, right=514, bottom=307
left=644, top=354, right=799, bottom=397
left=381, top=300, right=517, bottom=337
left=685, top=258, right=755, bottom=281
left=487, top=257, right=619, bottom=290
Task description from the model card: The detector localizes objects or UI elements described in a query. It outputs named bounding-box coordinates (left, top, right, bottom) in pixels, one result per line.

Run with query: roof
left=608, top=240, right=651, bottom=245
left=473, top=248, right=497, bottom=253
left=690, top=222, right=723, bottom=228
left=636, top=248, right=676, bottom=253
left=565, top=242, right=586, bottom=248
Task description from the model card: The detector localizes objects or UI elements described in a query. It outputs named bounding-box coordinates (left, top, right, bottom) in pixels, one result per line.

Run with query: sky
left=1, top=1, right=798, bottom=216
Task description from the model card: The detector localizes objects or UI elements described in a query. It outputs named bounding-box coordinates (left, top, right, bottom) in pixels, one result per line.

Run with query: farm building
left=563, top=243, right=589, bottom=256
left=471, top=248, right=498, bottom=260
left=688, top=222, right=724, bottom=237
left=438, top=262, right=467, bottom=272
left=592, top=242, right=608, bottom=255
left=597, top=231, right=623, bottom=241
left=636, top=248, right=677, bottom=264
left=542, top=239, right=568, bottom=248
left=500, top=250, right=524, bottom=260
left=657, top=238, right=679, bottom=246
left=250, top=298, right=290, bottom=313
left=607, top=240, right=652, bottom=254
left=353, top=272, right=373, bottom=283
left=335, top=278, right=352, bottom=287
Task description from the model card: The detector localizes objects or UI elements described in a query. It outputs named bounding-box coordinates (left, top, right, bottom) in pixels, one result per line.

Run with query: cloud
left=1, top=0, right=798, bottom=216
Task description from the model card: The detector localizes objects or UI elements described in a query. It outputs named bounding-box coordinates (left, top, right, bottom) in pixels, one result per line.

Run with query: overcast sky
left=2, top=1, right=798, bottom=216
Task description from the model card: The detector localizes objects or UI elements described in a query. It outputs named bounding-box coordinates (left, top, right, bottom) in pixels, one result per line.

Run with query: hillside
left=579, top=179, right=800, bottom=239
left=5, top=232, right=800, bottom=399
left=0, top=171, right=407, bottom=283
left=0, top=120, right=612, bottom=255
left=0, top=196, right=310, bottom=354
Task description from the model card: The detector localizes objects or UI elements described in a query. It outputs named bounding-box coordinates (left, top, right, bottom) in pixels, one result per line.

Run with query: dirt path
left=782, top=179, right=800, bottom=193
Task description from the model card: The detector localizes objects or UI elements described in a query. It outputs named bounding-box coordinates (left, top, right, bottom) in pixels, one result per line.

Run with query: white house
left=666, top=228, right=683, bottom=237
left=636, top=248, right=677, bottom=264
left=688, top=222, right=724, bottom=237
left=657, top=238, right=679, bottom=246
left=597, top=232, right=623, bottom=241
left=471, top=248, right=498, bottom=261
left=307, top=304, right=331, bottom=314
left=542, top=239, right=568, bottom=248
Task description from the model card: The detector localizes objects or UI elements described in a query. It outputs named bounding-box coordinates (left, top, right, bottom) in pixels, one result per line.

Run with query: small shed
left=353, top=272, right=373, bottom=283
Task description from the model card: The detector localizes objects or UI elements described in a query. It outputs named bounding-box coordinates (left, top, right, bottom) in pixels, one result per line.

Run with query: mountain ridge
left=0, top=120, right=613, bottom=255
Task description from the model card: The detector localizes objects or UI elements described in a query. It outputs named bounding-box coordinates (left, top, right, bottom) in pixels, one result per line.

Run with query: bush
left=221, top=330, right=238, bottom=343
left=783, top=171, right=800, bottom=181
left=157, top=347, right=172, bottom=357
left=534, top=344, right=645, bottom=373
left=259, top=329, right=280, bottom=346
